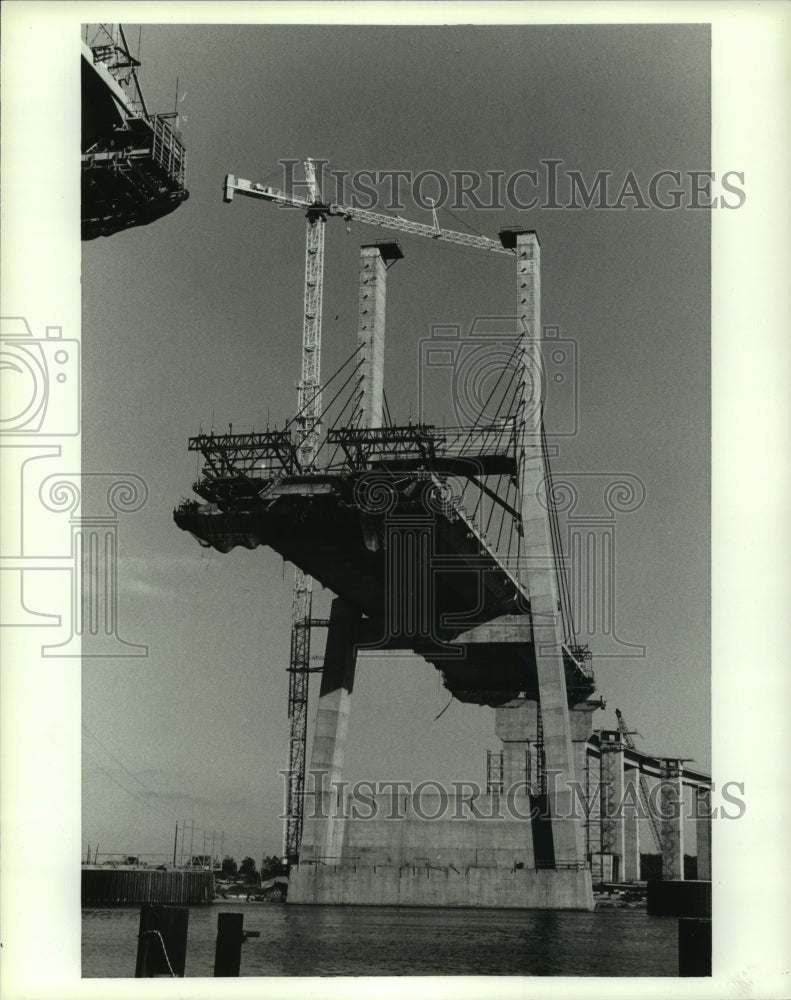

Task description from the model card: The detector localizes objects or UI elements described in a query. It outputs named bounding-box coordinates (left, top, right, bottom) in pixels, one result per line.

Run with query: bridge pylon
left=176, top=230, right=598, bottom=909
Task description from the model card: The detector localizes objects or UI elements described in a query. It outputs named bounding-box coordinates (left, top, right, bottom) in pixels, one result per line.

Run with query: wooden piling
left=134, top=904, right=189, bottom=977
left=214, top=912, right=245, bottom=977
left=678, top=917, right=712, bottom=977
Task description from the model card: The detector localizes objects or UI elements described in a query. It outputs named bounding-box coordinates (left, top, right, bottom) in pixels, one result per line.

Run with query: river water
left=83, top=902, right=679, bottom=977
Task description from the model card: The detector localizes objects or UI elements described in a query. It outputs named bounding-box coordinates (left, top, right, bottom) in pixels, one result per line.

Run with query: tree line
left=219, top=854, right=288, bottom=881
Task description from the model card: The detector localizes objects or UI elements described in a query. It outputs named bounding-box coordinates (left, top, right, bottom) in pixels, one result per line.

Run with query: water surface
left=83, top=902, right=678, bottom=977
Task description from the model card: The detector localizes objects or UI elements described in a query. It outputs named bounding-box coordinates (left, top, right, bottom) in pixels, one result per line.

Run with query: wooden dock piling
left=214, top=912, right=245, bottom=976
left=134, top=904, right=189, bottom=977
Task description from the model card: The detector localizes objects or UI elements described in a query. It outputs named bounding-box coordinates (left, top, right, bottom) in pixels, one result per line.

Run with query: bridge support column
left=356, top=241, right=402, bottom=428
left=570, top=707, right=595, bottom=858
left=660, top=759, right=685, bottom=881
left=494, top=698, right=536, bottom=789
left=599, top=732, right=626, bottom=882
left=695, top=785, right=712, bottom=880
left=569, top=705, right=596, bottom=802
left=300, top=597, right=360, bottom=863
left=623, top=766, right=641, bottom=882
left=494, top=698, right=536, bottom=868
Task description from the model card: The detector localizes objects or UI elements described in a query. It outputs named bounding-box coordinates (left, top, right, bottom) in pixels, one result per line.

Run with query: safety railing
left=151, top=114, right=187, bottom=188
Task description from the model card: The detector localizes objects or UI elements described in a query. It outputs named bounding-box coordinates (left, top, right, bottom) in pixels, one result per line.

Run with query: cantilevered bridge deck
left=174, top=425, right=595, bottom=707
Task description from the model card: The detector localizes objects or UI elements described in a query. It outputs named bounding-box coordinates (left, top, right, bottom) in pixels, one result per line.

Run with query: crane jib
left=224, top=174, right=513, bottom=254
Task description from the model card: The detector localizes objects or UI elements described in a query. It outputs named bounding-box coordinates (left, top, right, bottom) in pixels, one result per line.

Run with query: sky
left=76, top=21, right=716, bottom=865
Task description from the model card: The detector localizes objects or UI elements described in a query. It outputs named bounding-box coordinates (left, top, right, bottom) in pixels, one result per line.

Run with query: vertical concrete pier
left=623, top=765, right=641, bottom=881
left=695, top=785, right=712, bottom=880
left=494, top=698, right=537, bottom=869
left=660, top=758, right=685, bottom=881
left=570, top=703, right=598, bottom=790
left=356, top=242, right=401, bottom=428
left=599, top=730, right=626, bottom=881
left=494, top=697, right=534, bottom=789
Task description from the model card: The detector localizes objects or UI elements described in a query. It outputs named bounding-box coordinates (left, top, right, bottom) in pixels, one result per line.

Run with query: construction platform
left=82, top=28, right=188, bottom=240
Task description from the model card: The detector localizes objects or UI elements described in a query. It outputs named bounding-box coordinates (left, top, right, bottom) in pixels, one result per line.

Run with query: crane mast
left=286, top=195, right=325, bottom=861
left=224, top=158, right=513, bottom=862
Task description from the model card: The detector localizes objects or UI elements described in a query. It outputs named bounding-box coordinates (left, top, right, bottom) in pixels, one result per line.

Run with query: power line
left=82, top=725, right=265, bottom=846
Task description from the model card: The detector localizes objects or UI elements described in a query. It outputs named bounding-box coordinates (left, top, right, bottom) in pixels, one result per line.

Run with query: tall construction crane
left=224, top=159, right=513, bottom=861
left=614, top=708, right=663, bottom=854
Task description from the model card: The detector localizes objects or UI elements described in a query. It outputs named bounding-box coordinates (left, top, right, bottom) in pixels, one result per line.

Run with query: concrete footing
left=288, top=862, right=594, bottom=910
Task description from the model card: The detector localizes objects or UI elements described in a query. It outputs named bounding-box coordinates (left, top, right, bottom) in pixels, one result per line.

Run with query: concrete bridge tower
left=176, top=227, right=598, bottom=909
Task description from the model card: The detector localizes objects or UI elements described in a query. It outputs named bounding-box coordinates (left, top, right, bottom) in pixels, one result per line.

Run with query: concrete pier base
left=288, top=862, right=594, bottom=910
left=289, top=788, right=593, bottom=910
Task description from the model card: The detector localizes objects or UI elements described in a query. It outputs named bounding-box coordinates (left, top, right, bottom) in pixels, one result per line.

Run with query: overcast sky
left=80, top=22, right=711, bottom=863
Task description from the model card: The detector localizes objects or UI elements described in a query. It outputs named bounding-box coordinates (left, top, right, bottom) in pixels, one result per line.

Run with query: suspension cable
left=291, top=359, right=365, bottom=457
left=282, top=343, right=363, bottom=437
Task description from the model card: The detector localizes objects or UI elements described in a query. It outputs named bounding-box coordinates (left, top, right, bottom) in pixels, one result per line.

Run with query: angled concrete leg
left=300, top=597, right=360, bottom=863
left=535, top=673, right=585, bottom=865
left=521, top=482, right=587, bottom=862
left=519, top=459, right=587, bottom=866
left=509, top=230, right=589, bottom=881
